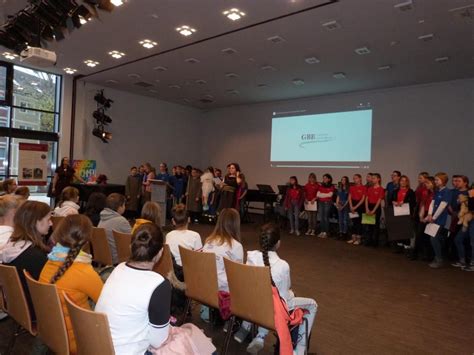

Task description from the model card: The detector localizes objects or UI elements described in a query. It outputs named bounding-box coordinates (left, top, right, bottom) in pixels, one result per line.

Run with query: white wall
left=71, top=82, right=201, bottom=183
left=201, top=79, right=474, bottom=188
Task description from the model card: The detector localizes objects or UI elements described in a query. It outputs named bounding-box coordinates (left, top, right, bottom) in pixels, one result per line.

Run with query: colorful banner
left=18, top=143, right=48, bottom=186
left=72, top=160, right=97, bottom=183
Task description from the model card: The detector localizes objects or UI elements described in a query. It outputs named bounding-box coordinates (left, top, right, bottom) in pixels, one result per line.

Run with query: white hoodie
left=0, top=225, right=13, bottom=248
left=246, top=250, right=294, bottom=304
left=53, top=201, right=80, bottom=217
left=0, top=239, right=32, bottom=264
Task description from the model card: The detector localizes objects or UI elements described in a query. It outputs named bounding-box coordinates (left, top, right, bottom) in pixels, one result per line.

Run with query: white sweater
left=53, top=201, right=80, bottom=217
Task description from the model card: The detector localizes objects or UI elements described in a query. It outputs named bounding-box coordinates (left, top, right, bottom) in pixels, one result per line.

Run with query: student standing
left=303, top=173, right=319, bottom=236
left=284, top=176, right=304, bottom=236
left=317, top=174, right=335, bottom=239
left=425, top=172, right=450, bottom=268
left=125, top=166, right=141, bottom=218
left=386, top=170, right=401, bottom=204
left=235, top=173, right=248, bottom=219
left=218, top=163, right=241, bottom=212
left=364, top=173, right=384, bottom=247
left=348, top=174, right=367, bottom=245
left=186, top=168, right=202, bottom=223
left=336, top=176, right=350, bottom=239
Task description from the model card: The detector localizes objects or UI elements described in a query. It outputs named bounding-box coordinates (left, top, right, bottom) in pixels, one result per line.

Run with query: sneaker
left=295, top=230, right=301, bottom=236
left=234, top=327, right=250, bottom=343
left=470, top=261, right=474, bottom=267
left=0, top=311, right=8, bottom=321
left=203, top=204, right=209, bottom=211
left=246, top=337, right=265, bottom=354
left=429, top=261, right=443, bottom=269
left=451, top=261, right=466, bottom=268
left=289, top=229, right=295, bottom=235
left=462, top=266, right=473, bottom=272
left=353, top=240, right=361, bottom=245
left=347, top=239, right=355, bottom=244
left=305, top=230, right=311, bottom=236
left=320, top=232, right=328, bottom=239
left=310, top=230, right=316, bottom=236
left=200, top=306, right=210, bottom=323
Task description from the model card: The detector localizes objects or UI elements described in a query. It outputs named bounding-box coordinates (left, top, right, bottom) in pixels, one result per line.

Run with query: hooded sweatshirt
left=0, top=225, right=13, bottom=248
left=246, top=250, right=294, bottom=305
left=98, top=208, right=132, bottom=264
left=53, top=201, right=80, bottom=217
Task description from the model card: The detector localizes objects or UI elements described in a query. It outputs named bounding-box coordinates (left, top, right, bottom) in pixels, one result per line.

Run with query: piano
left=71, top=183, right=126, bottom=207
left=245, top=188, right=278, bottom=222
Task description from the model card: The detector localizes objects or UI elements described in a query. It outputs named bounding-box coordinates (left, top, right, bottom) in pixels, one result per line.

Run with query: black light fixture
left=92, top=126, right=112, bottom=143
left=92, top=90, right=113, bottom=143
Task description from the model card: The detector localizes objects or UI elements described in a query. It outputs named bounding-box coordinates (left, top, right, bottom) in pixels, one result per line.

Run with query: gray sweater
left=98, top=208, right=132, bottom=264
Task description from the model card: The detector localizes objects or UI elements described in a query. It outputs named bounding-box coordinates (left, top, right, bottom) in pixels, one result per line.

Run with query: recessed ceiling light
left=394, top=0, right=414, bottom=12
left=225, top=72, right=239, bottom=78
left=151, top=14, right=159, bottom=19
left=377, top=65, right=392, bottom=71
left=321, top=20, right=341, bottom=31
left=153, top=66, right=167, bottom=72
left=2, top=51, right=18, bottom=60
left=79, top=16, right=92, bottom=25
left=84, top=60, right=99, bottom=67
left=106, top=79, right=119, bottom=84
left=185, top=58, right=200, bottom=64
left=223, top=8, right=246, bottom=21
left=418, top=19, right=425, bottom=24
left=111, top=0, right=123, bottom=6
left=226, top=89, right=239, bottom=95
left=169, top=84, right=181, bottom=89
left=195, top=79, right=207, bottom=85
left=435, top=56, right=449, bottom=63
left=63, top=67, right=77, bottom=74
left=149, top=89, right=158, bottom=93
left=267, top=35, right=286, bottom=44
left=31, top=82, right=38, bottom=86
left=221, top=48, right=237, bottom=55
left=354, top=47, right=371, bottom=55
left=108, top=50, right=125, bottom=59
left=182, top=98, right=191, bottom=104
left=292, top=79, right=305, bottom=86
left=333, top=72, right=346, bottom=79
left=418, top=33, right=434, bottom=42
left=305, top=57, right=320, bottom=64
left=261, top=65, right=276, bottom=71
left=155, top=79, right=160, bottom=83
left=257, top=83, right=268, bottom=88
left=176, top=25, right=196, bottom=37
left=139, top=39, right=157, bottom=49
left=128, top=73, right=141, bottom=79
left=390, top=40, right=400, bottom=46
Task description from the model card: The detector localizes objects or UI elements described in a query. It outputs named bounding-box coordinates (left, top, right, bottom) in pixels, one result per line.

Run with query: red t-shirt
left=349, top=185, right=367, bottom=201
left=415, top=185, right=427, bottom=205
left=318, top=185, right=335, bottom=202
left=397, top=188, right=408, bottom=203
left=367, top=185, right=385, bottom=204
left=288, top=187, right=301, bottom=201
left=304, top=183, right=319, bottom=201
left=424, top=190, right=434, bottom=213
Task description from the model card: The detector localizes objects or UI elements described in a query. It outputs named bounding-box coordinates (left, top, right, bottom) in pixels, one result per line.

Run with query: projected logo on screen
left=299, top=133, right=335, bottom=148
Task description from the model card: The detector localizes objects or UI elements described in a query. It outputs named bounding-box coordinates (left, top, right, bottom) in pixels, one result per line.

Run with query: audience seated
left=132, top=201, right=162, bottom=234
left=83, top=192, right=107, bottom=227
left=98, top=193, right=132, bottom=264
left=0, top=195, right=19, bottom=248
left=14, top=186, right=30, bottom=202
left=95, top=223, right=216, bottom=355
left=53, top=186, right=80, bottom=217
left=39, top=214, right=103, bottom=353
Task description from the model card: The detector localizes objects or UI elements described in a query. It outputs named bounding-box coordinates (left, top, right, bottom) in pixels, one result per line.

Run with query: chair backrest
left=51, top=216, right=65, bottom=230
left=24, top=271, right=69, bottom=355
left=112, top=231, right=131, bottom=263
left=91, top=227, right=113, bottom=266
left=153, top=244, right=174, bottom=278
left=63, top=292, right=115, bottom=355
left=0, top=265, right=36, bottom=336
left=224, top=258, right=275, bottom=331
left=179, top=246, right=219, bottom=309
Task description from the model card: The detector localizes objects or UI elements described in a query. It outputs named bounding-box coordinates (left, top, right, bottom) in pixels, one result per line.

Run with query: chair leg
left=181, top=298, right=192, bottom=325
left=221, top=316, right=235, bottom=355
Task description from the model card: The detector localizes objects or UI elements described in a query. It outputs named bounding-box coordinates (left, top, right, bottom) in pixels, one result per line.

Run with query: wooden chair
left=222, top=258, right=309, bottom=355
left=51, top=216, right=65, bottom=230
left=63, top=292, right=115, bottom=355
left=153, top=244, right=174, bottom=278
left=24, top=272, right=69, bottom=355
left=112, top=230, right=131, bottom=263
left=91, top=227, right=113, bottom=266
left=179, top=246, right=219, bottom=323
left=0, top=265, right=36, bottom=353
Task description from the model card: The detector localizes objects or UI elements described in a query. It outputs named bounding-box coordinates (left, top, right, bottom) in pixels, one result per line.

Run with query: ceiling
left=1, top=0, right=473, bottom=109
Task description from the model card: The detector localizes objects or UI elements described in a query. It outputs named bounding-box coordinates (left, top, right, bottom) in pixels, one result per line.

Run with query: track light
left=92, top=126, right=112, bottom=143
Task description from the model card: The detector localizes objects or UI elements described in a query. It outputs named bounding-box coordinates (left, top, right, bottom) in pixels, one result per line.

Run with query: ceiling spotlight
left=223, top=8, right=246, bottom=21
left=84, top=60, right=99, bottom=67
left=139, top=39, right=157, bottom=49
left=305, top=57, right=320, bottom=64
left=111, top=0, right=124, bottom=6
left=176, top=25, right=196, bottom=37
left=79, top=16, right=92, bottom=24
left=92, top=126, right=112, bottom=143
left=377, top=65, right=392, bottom=71
left=2, top=52, right=18, bottom=60
left=63, top=68, right=77, bottom=74
left=108, top=50, right=125, bottom=59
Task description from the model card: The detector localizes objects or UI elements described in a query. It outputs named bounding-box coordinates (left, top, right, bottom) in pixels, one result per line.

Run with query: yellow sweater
left=131, top=218, right=152, bottom=234
left=39, top=257, right=103, bottom=354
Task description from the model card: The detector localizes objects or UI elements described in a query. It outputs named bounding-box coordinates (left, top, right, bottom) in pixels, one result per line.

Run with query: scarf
left=48, top=243, right=92, bottom=264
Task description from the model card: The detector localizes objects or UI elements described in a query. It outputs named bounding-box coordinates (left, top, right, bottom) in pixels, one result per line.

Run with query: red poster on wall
left=18, top=143, right=48, bottom=186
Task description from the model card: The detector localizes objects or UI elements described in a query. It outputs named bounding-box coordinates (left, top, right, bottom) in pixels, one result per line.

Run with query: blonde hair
left=59, top=186, right=79, bottom=207
left=0, top=195, right=19, bottom=218
left=435, top=172, right=449, bottom=185
left=141, top=201, right=161, bottom=226
left=205, top=208, right=240, bottom=246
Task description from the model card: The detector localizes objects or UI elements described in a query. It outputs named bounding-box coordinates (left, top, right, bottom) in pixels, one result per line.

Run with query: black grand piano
left=244, top=184, right=278, bottom=222
left=72, top=183, right=126, bottom=207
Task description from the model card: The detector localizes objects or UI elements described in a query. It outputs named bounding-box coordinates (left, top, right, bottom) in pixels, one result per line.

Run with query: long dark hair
left=50, top=215, right=93, bottom=283
left=85, top=192, right=106, bottom=215
left=259, top=223, right=280, bottom=282
left=340, top=176, right=350, bottom=191
left=130, top=223, right=164, bottom=262
left=10, top=201, right=50, bottom=252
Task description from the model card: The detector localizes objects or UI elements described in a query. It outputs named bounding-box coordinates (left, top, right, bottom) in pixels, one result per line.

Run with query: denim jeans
left=288, top=200, right=300, bottom=232
left=307, top=210, right=317, bottom=230
left=338, top=206, right=349, bottom=234
left=318, top=201, right=332, bottom=233
left=454, top=220, right=474, bottom=262
left=430, top=226, right=446, bottom=262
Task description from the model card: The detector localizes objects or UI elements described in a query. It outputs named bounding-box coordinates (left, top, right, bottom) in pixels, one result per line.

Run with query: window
left=0, top=61, right=61, bottom=199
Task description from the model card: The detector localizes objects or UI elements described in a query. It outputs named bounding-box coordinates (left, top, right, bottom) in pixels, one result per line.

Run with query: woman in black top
left=84, top=192, right=107, bottom=227
left=52, top=157, right=84, bottom=199
left=218, top=163, right=241, bottom=212
left=0, top=201, right=52, bottom=317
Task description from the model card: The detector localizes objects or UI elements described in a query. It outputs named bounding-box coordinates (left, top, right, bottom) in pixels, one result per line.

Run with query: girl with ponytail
left=233, top=223, right=318, bottom=355
left=39, top=214, right=104, bottom=354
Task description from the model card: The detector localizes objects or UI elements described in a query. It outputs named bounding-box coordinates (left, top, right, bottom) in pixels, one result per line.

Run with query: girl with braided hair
left=39, top=214, right=103, bottom=354
left=233, top=223, right=317, bottom=355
